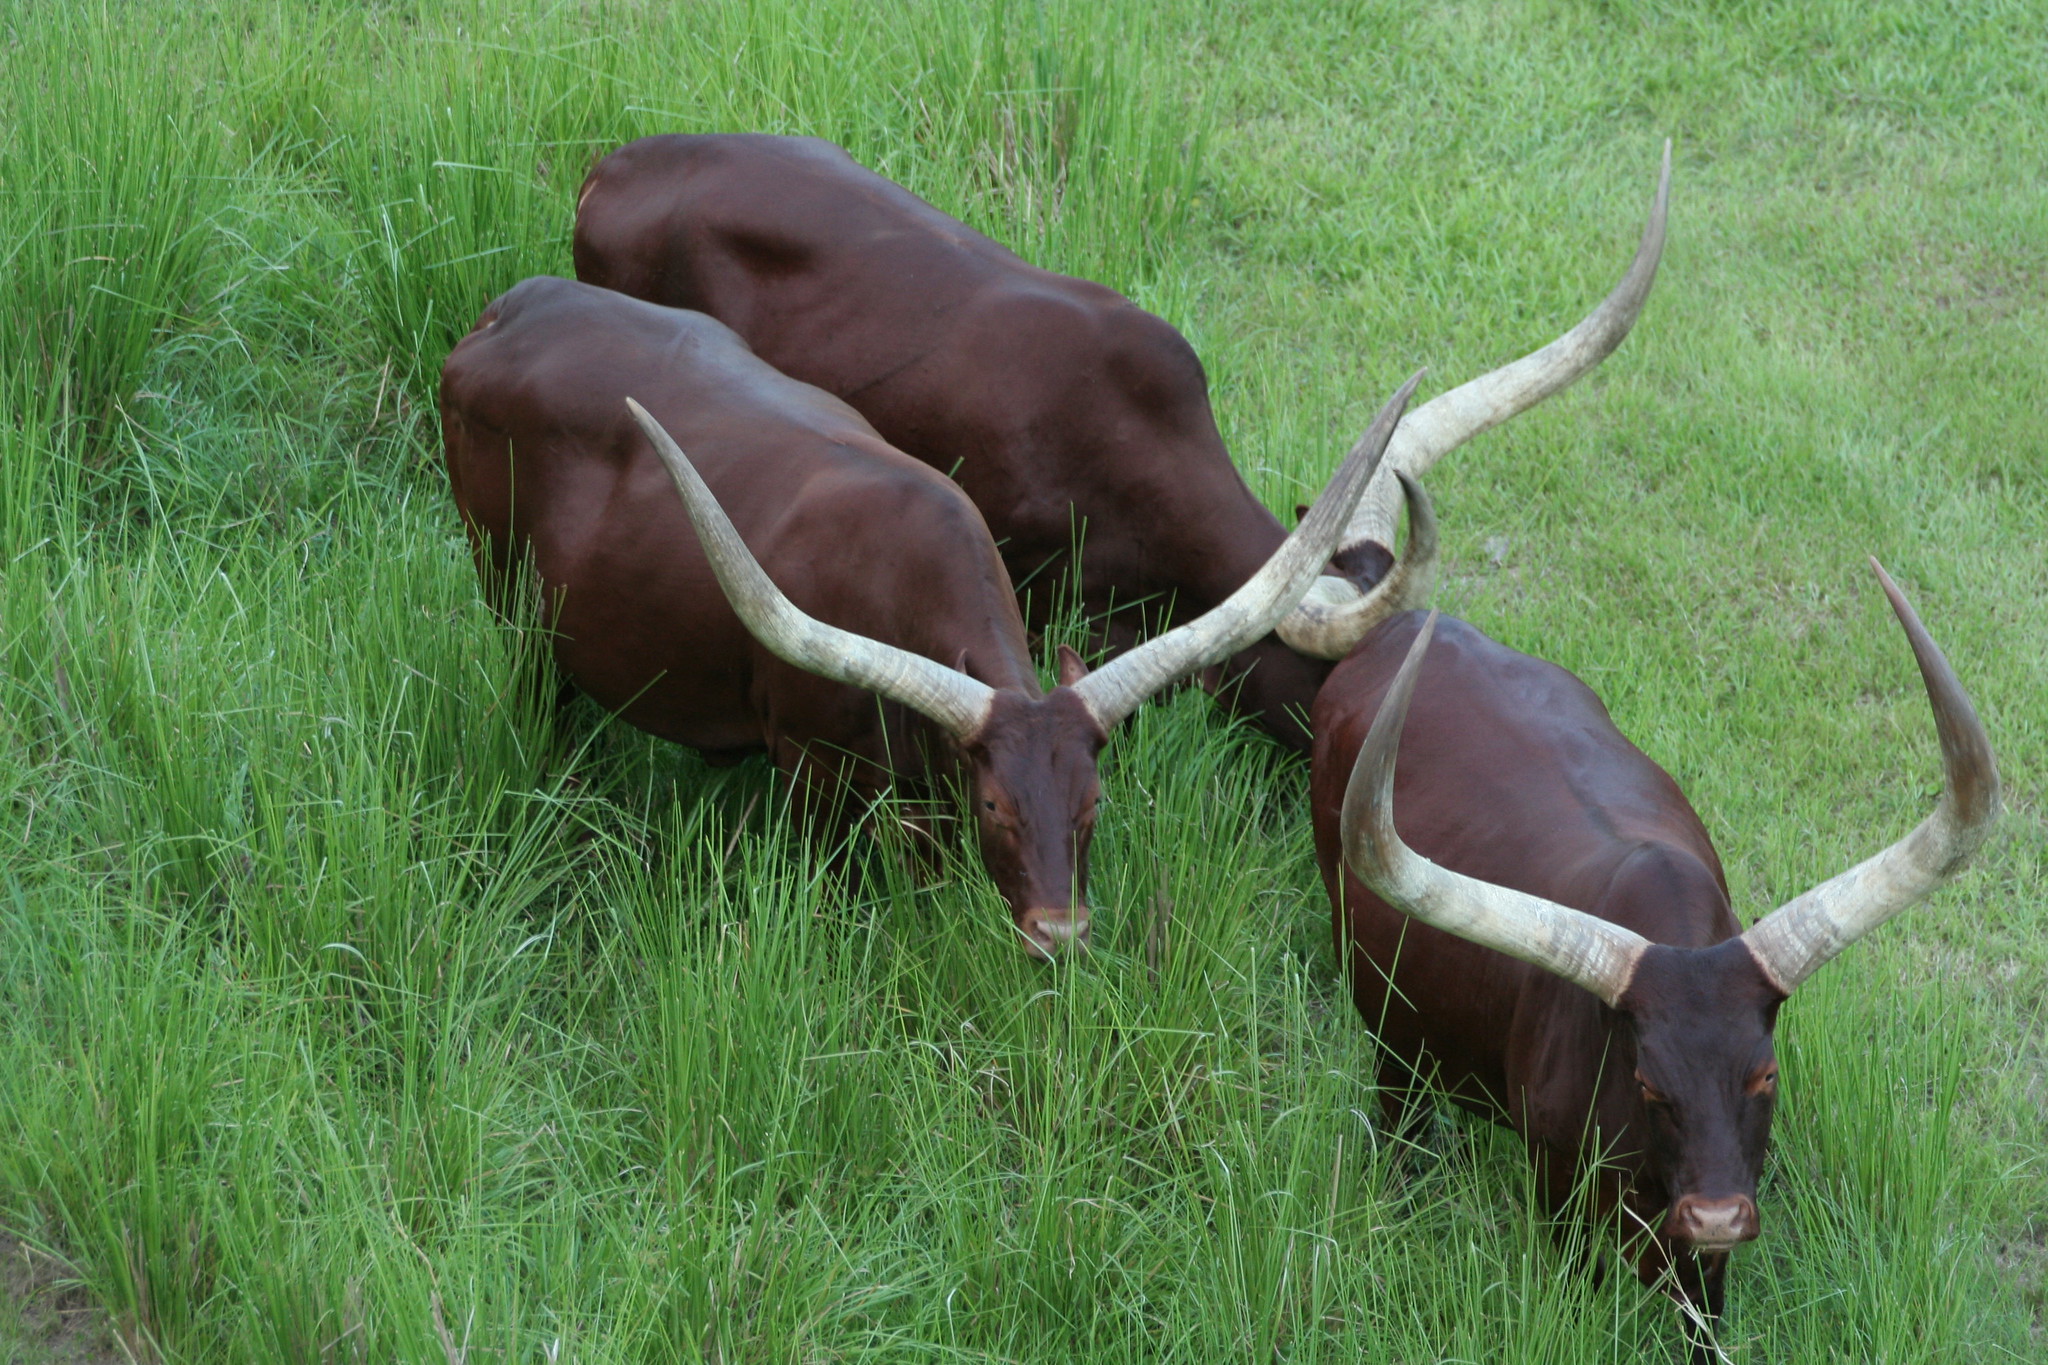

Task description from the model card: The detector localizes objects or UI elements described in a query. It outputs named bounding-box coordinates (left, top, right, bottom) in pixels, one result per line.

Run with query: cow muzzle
left=1018, top=906, right=1091, bottom=960
left=1666, top=1194, right=1759, bottom=1253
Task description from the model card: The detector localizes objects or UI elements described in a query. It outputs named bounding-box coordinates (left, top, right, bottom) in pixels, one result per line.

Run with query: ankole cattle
left=572, top=133, right=1671, bottom=750
left=1310, top=570, right=1999, bottom=1357
left=440, top=276, right=1414, bottom=957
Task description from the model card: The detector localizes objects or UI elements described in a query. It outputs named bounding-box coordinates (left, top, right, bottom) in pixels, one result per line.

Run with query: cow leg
left=478, top=619, right=582, bottom=771
left=1373, top=1054, right=1466, bottom=1173
left=1632, top=1234, right=1730, bottom=1364
left=894, top=797, right=956, bottom=872
left=1532, top=1144, right=1612, bottom=1285
left=778, top=743, right=866, bottom=864
left=467, top=538, right=583, bottom=750
left=1671, top=1249, right=1730, bottom=1365
left=517, top=652, right=580, bottom=733
left=1375, top=1079, right=1434, bottom=1154
left=774, top=734, right=937, bottom=898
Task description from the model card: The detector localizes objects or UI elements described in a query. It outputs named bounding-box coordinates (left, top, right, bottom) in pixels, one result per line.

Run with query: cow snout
left=1667, top=1194, right=1759, bottom=1252
left=1018, top=907, right=1091, bottom=959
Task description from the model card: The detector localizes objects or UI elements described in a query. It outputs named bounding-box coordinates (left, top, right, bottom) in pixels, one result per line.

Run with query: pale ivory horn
left=1069, top=371, right=1422, bottom=729
left=1280, top=141, right=1673, bottom=661
left=1740, top=559, right=2001, bottom=994
left=627, top=398, right=997, bottom=741
left=1343, top=562, right=2002, bottom=1007
left=1340, top=610, right=1652, bottom=1007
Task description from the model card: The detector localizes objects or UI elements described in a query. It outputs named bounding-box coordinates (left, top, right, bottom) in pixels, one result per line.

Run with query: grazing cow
left=572, top=134, right=1671, bottom=749
left=441, top=276, right=1414, bottom=956
left=1311, top=570, right=1999, bottom=1356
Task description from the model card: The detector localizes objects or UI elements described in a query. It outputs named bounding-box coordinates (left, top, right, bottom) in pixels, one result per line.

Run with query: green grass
left=1, top=0, right=2042, bottom=1360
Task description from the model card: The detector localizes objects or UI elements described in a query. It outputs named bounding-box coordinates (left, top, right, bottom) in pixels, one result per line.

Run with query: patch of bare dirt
left=0, top=1235, right=127, bottom=1365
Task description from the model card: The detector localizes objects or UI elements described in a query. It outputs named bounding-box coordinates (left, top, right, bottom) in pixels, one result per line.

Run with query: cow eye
left=1749, top=1065, right=1778, bottom=1095
left=983, top=799, right=997, bottom=812
left=1634, top=1072, right=1669, bottom=1106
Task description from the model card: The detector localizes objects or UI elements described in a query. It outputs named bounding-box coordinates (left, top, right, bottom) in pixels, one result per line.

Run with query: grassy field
left=2, top=0, right=2043, bottom=1360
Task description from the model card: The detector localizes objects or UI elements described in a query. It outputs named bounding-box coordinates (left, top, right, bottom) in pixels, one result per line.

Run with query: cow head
left=629, top=378, right=1420, bottom=957
left=1611, top=937, right=1783, bottom=1254
left=1341, top=563, right=1999, bottom=1258
left=944, top=669, right=1105, bottom=957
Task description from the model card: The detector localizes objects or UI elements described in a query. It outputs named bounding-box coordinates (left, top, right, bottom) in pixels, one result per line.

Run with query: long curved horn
left=1069, top=371, right=1422, bottom=729
left=1275, top=470, right=1439, bottom=658
left=1340, top=610, right=1651, bottom=1007
left=1740, top=560, right=2001, bottom=995
left=627, top=398, right=997, bottom=741
left=1336, top=140, right=1672, bottom=561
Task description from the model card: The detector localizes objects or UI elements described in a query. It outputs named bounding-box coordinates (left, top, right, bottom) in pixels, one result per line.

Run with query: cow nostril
left=1018, top=907, right=1092, bottom=960
left=1670, top=1195, right=1759, bottom=1251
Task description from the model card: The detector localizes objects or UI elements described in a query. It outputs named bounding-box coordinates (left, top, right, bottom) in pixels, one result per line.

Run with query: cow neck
left=1588, top=842, right=1740, bottom=951
left=1156, top=453, right=1294, bottom=617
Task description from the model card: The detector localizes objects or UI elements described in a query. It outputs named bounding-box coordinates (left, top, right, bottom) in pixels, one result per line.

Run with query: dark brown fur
left=1310, top=612, right=1785, bottom=1355
left=441, top=277, right=1107, bottom=945
left=572, top=133, right=1344, bottom=750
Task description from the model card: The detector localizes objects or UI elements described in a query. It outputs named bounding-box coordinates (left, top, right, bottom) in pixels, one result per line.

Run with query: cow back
left=1308, top=611, right=1735, bottom=1110
left=440, top=276, right=1032, bottom=759
left=572, top=134, right=1296, bottom=629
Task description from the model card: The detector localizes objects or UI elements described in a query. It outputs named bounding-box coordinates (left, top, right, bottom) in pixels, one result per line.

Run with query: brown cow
left=441, top=276, right=1416, bottom=956
left=572, top=134, right=1671, bottom=750
left=1311, top=567, right=1999, bottom=1357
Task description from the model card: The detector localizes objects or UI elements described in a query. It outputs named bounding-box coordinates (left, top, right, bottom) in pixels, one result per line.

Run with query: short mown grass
left=1, top=1, right=2042, bottom=1360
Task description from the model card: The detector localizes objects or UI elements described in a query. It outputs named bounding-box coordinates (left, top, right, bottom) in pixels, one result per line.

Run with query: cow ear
left=1056, top=643, right=1090, bottom=687
left=1294, top=503, right=1311, bottom=525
